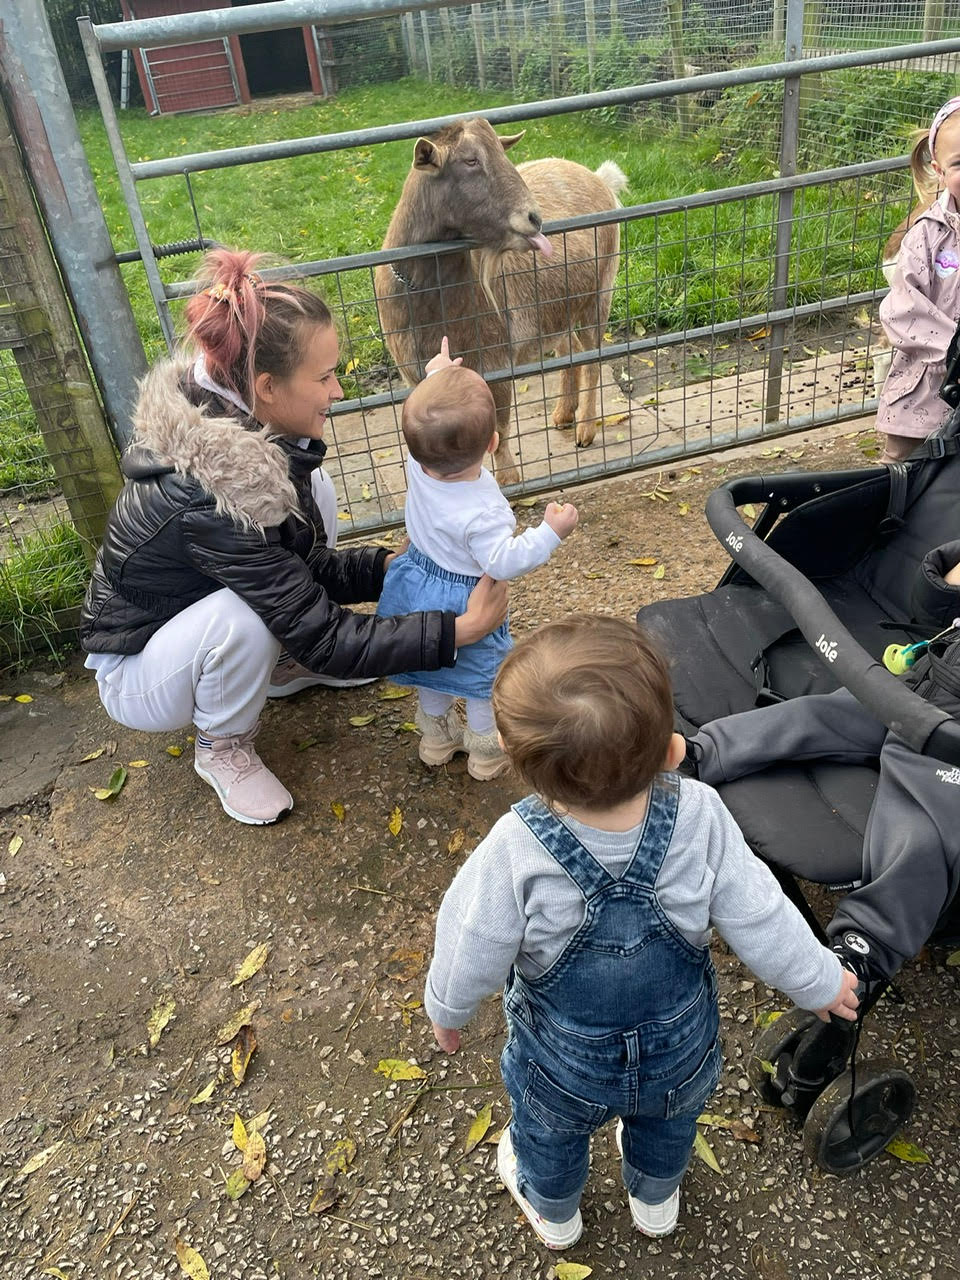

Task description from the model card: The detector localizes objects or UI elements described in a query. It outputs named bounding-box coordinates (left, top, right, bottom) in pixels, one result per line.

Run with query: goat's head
left=411, top=118, right=553, bottom=257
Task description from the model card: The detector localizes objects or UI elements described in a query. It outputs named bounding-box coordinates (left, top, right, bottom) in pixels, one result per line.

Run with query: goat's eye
left=463, top=156, right=480, bottom=168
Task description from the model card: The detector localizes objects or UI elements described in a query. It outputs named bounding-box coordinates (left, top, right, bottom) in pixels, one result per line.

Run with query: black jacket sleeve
left=308, top=539, right=390, bottom=605
left=181, top=510, right=455, bottom=678
left=910, top=540, right=960, bottom=631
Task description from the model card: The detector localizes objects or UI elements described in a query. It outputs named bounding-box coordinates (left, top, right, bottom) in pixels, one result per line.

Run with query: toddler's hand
left=425, top=336, right=463, bottom=376
left=816, top=967, right=860, bottom=1022
left=544, top=501, right=579, bottom=539
left=432, top=1021, right=461, bottom=1053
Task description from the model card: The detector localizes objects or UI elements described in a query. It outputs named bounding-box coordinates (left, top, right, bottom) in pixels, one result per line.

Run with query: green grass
left=0, top=520, right=88, bottom=665
left=0, top=351, right=57, bottom=496
left=75, top=76, right=911, bottom=393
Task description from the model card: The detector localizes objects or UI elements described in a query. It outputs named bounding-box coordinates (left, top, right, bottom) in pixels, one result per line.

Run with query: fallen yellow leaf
left=175, top=1240, right=210, bottom=1280
left=348, top=714, right=376, bottom=727
left=214, top=1000, right=261, bottom=1046
left=693, top=1129, right=723, bottom=1174
left=17, top=1140, right=64, bottom=1179
left=189, top=1075, right=220, bottom=1106
left=627, top=556, right=657, bottom=566
left=884, top=1135, right=930, bottom=1163
left=166, top=745, right=183, bottom=757
left=448, top=828, right=465, bottom=854
left=8, top=835, right=22, bottom=856
left=375, top=1058, right=427, bottom=1081
left=379, top=685, right=412, bottom=700
left=464, top=1101, right=493, bottom=1153
left=78, top=747, right=105, bottom=762
left=147, top=992, right=176, bottom=1048
left=232, top=1112, right=248, bottom=1152
left=388, top=806, right=403, bottom=837
left=231, top=943, right=269, bottom=986
left=128, top=760, right=149, bottom=768
left=14, top=694, right=32, bottom=703
left=331, top=801, right=346, bottom=822
left=324, top=1137, right=357, bottom=1175
left=653, top=564, right=666, bottom=580
left=556, top=1265, right=593, bottom=1280
left=240, top=1129, right=267, bottom=1181
left=231, top=1024, right=258, bottom=1087
left=224, top=1167, right=251, bottom=1200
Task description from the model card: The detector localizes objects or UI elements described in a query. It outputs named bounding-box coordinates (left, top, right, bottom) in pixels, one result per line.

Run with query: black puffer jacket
left=81, top=361, right=455, bottom=678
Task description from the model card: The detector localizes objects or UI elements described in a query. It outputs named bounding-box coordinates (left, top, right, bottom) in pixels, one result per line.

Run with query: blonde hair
left=401, top=366, right=496, bottom=474
left=492, top=615, right=675, bottom=809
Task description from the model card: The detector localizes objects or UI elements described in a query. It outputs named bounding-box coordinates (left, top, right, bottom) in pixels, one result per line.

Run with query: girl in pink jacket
left=878, top=96, right=960, bottom=462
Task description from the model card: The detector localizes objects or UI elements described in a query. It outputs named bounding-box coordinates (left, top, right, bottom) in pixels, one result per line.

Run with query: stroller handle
left=705, top=479, right=960, bottom=767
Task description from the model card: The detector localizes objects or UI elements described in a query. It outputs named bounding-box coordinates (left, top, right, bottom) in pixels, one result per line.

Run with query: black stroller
left=636, top=407, right=960, bottom=1176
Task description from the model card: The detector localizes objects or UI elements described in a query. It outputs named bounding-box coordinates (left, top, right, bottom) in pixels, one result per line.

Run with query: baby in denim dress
left=377, top=339, right=577, bottom=780
left=425, top=615, right=860, bottom=1250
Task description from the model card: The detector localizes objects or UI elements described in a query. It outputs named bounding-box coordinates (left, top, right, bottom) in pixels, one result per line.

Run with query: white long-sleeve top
left=402, top=456, right=560, bottom=580
left=424, top=778, right=844, bottom=1029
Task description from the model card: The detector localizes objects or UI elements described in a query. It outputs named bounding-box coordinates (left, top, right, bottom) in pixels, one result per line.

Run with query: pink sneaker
left=267, top=652, right=377, bottom=696
left=194, top=724, right=293, bottom=824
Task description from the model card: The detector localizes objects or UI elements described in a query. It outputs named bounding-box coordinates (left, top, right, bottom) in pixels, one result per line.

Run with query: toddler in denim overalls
left=376, top=339, right=577, bottom=780
left=425, top=616, right=860, bottom=1250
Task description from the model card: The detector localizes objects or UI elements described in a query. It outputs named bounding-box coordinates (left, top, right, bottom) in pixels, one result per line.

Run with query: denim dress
left=501, top=776, right=722, bottom=1220
left=376, top=544, right=512, bottom=699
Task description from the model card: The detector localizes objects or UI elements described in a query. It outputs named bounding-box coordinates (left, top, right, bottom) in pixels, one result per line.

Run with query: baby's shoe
left=463, top=726, right=510, bottom=781
left=615, top=1120, right=680, bottom=1237
left=415, top=702, right=464, bottom=766
left=496, top=1129, right=582, bottom=1249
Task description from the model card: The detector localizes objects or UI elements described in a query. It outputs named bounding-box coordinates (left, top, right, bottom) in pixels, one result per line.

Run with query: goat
left=374, top=118, right=628, bottom=485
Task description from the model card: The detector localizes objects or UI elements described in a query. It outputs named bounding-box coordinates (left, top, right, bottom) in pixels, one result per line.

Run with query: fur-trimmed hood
left=128, top=358, right=302, bottom=531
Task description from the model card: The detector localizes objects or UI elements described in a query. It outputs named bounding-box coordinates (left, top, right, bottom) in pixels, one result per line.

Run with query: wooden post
left=923, top=0, right=946, bottom=41
left=585, top=0, right=596, bottom=91
left=549, top=0, right=563, bottom=95
left=798, top=0, right=824, bottom=122
left=772, top=0, right=786, bottom=45
left=609, top=0, right=619, bottom=38
left=0, top=96, right=120, bottom=565
left=419, top=9, right=434, bottom=79
left=439, top=6, right=455, bottom=84
left=667, top=0, right=692, bottom=135
left=471, top=5, right=486, bottom=90
left=505, top=0, right=518, bottom=89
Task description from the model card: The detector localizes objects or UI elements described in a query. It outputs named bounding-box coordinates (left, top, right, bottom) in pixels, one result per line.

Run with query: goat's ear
left=497, top=130, right=526, bottom=151
left=414, top=137, right=443, bottom=171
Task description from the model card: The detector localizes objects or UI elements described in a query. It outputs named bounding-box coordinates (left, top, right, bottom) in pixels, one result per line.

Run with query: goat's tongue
left=527, top=231, right=553, bottom=257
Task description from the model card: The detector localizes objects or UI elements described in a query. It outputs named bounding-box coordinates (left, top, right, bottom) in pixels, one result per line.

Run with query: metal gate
left=41, top=0, right=960, bottom=531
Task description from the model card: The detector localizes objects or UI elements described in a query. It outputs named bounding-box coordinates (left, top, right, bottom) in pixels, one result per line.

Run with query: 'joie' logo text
left=726, top=532, right=743, bottom=553
left=816, top=634, right=838, bottom=663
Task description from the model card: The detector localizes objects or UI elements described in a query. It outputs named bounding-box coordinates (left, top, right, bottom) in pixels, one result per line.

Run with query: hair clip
left=201, top=281, right=236, bottom=304
left=245, top=271, right=262, bottom=287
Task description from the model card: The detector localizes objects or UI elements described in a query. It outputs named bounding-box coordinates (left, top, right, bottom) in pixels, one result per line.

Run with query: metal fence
left=8, top=0, right=959, bottom=546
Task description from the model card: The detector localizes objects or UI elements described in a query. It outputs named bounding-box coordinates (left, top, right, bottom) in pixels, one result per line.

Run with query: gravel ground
left=1, top=423, right=959, bottom=1280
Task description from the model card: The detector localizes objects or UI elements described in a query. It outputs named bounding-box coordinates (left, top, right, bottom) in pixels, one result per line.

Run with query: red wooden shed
left=121, top=0, right=332, bottom=115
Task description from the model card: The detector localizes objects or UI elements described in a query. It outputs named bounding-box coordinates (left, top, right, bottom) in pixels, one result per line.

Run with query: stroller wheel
left=749, top=1008, right=819, bottom=1104
left=802, top=1058, right=917, bottom=1175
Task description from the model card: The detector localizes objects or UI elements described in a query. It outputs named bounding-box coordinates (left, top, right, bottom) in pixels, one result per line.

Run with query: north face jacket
left=80, top=360, right=456, bottom=679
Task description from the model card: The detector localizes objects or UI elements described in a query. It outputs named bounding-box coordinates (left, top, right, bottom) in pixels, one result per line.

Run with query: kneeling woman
left=81, top=249, right=507, bottom=825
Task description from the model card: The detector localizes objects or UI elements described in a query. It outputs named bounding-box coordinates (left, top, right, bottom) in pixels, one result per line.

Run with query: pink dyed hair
left=184, top=248, right=333, bottom=407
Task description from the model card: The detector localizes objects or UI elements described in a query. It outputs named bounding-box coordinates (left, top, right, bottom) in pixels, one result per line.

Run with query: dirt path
left=1, top=422, right=957, bottom=1280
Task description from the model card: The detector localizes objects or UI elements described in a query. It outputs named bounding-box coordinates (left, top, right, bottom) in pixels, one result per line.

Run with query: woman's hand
left=383, top=536, right=410, bottom=572
left=454, top=574, right=508, bottom=647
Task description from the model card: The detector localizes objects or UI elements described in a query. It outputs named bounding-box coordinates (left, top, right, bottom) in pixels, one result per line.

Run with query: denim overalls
left=501, top=776, right=722, bottom=1221
left=376, top=545, right=512, bottom=699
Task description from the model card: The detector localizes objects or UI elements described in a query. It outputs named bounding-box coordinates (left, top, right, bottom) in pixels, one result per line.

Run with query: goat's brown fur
left=374, top=118, right=627, bottom=485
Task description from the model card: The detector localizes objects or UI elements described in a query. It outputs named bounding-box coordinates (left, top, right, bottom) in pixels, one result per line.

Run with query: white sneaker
left=463, top=725, right=510, bottom=781
left=496, top=1129, right=583, bottom=1250
left=267, top=653, right=377, bottom=696
left=415, top=702, right=465, bottom=767
left=615, top=1119, right=680, bottom=1237
left=194, top=724, right=293, bottom=825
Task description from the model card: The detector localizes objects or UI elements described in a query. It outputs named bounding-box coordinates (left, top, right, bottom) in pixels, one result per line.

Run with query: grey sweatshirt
left=425, top=777, right=843, bottom=1029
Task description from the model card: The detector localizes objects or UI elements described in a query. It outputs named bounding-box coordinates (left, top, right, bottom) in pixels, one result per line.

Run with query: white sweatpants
left=89, top=469, right=338, bottom=738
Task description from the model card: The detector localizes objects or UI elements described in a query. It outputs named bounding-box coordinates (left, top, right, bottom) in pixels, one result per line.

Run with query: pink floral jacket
left=878, top=191, right=960, bottom=439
